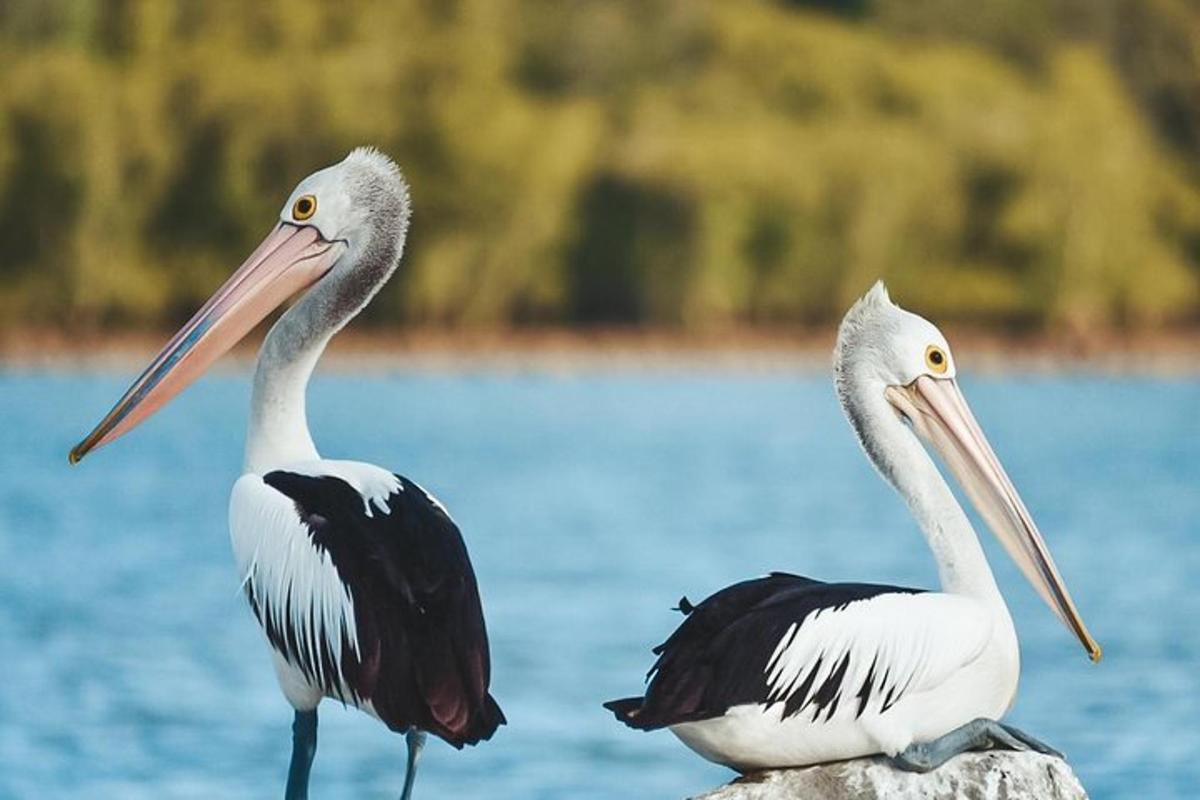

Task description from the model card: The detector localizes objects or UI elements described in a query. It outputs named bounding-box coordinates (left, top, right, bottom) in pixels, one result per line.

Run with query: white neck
left=844, top=382, right=1003, bottom=603
left=241, top=208, right=406, bottom=474
left=243, top=298, right=330, bottom=474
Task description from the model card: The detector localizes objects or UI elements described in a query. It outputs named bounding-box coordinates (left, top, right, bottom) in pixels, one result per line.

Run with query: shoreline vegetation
left=4, top=2, right=1200, bottom=339
left=5, top=325, right=1199, bottom=374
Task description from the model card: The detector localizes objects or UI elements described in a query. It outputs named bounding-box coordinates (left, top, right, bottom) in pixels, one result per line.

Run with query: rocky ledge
left=692, top=752, right=1087, bottom=800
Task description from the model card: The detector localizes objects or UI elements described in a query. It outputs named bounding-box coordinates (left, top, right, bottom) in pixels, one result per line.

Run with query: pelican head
left=70, top=147, right=410, bottom=464
left=836, top=281, right=1101, bottom=662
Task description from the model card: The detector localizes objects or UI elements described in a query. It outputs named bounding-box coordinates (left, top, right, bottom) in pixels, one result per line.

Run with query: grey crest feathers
left=832, top=280, right=909, bottom=487
left=341, top=146, right=412, bottom=233
left=834, top=281, right=899, bottom=375
left=331, top=148, right=410, bottom=282
left=331, top=147, right=410, bottom=325
left=833, top=280, right=904, bottom=398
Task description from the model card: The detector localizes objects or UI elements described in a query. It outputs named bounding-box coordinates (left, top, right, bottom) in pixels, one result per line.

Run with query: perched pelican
left=70, top=148, right=504, bottom=799
left=605, top=283, right=1099, bottom=772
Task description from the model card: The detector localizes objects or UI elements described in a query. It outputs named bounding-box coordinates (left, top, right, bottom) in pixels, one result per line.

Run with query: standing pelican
left=70, top=148, right=504, bottom=799
left=605, top=283, right=1098, bottom=772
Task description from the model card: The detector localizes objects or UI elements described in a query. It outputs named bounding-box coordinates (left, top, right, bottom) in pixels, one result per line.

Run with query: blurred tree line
left=1, top=0, right=1199, bottom=336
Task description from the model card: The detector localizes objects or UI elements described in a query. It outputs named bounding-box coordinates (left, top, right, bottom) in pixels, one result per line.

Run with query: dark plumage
left=258, top=470, right=505, bottom=747
left=605, top=573, right=922, bottom=730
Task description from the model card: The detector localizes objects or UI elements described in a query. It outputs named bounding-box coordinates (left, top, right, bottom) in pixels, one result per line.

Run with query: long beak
left=886, top=376, right=1102, bottom=662
left=69, top=223, right=345, bottom=464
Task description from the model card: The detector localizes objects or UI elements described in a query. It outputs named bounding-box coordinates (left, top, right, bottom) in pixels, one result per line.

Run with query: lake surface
left=1, top=367, right=1197, bottom=799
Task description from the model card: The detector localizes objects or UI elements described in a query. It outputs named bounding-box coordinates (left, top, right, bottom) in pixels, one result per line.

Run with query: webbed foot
left=889, top=717, right=1062, bottom=773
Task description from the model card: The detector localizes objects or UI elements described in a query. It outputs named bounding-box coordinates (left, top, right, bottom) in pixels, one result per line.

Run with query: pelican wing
left=606, top=573, right=991, bottom=729
left=230, top=460, right=504, bottom=746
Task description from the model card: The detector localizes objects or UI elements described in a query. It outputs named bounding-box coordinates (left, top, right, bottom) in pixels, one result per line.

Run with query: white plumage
left=764, top=592, right=995, bottom=719
left=230, top=470, right=362, bottom=697
left=670, top=591, right=1015, bottom=769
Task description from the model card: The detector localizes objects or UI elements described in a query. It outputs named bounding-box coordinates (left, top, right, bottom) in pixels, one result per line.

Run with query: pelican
left=70, top=148, right=504, bottom=799
left=605, top=283, right=1099, bottom=773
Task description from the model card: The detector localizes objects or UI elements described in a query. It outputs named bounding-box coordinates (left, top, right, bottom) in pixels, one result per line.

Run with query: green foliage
left=0, top=0, right=1197, bottom=334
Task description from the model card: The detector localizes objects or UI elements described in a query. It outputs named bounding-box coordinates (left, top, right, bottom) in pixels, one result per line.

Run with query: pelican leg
left=285, top=709, right=318, bottom=800
left=399, top=729, right=427, bottom=800
left=889, top=717, right=1061, bottom=773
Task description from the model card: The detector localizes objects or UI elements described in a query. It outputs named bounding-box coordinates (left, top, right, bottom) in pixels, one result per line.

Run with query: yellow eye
left=925, top=345, right=949, bottom=374
left=292, top=194, right=317, bottom=221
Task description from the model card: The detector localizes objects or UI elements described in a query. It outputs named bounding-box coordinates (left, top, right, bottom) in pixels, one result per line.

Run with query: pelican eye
left=292, top=194, right=317, bottom=221
left=925, top=345, right=948, bottom=374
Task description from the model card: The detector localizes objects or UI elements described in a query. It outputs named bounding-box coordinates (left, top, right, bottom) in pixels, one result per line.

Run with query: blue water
left=1, top=367, right=1197, bottom=799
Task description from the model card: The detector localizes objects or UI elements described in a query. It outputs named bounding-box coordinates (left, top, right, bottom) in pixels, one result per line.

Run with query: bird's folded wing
left=631, top=581, right=993, bottom=728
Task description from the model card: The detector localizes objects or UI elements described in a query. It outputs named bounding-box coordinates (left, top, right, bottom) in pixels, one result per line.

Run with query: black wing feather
left=604, top=573, right=921, bottom=730
left=262, top=470, right=505, bottom=747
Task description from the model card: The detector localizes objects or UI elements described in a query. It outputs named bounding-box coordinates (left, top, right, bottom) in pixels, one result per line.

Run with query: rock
left=691, top=752, right=1088, bottom=800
